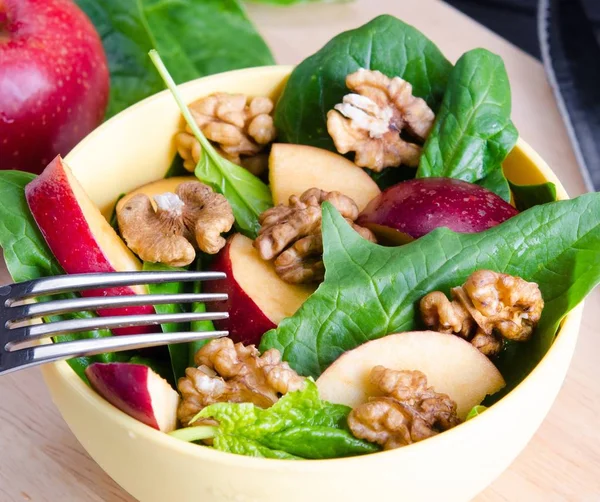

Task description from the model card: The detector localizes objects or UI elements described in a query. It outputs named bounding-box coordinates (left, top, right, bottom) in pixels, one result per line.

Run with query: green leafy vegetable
left=479, top=168, right=511, bottom=203
left=143, top=262, right=190, bottom=383
left=150, top=50, right=273, bottom=238
left=0, top=171, right=121, bottom=381
left=0, top=171, right=63, bottom=282
left=188, top=257, right=216, bottom=366
left=509, top=181, right=557, bottom=211
left=45, top=298, right=124, bottom=382
left=75, top=0, right=274, bottom=118
left=368, top=166, right=416, bottom=191
left=247, top=0, right=348, bottom=4
left=417, top=49, right=518, bottom=202
left=170, top=380, right=379, bottom=459
left=128, top=355, right=172, bottom=381
left=261, top=196, right=600, bottom=392
left=165, top=154, right=188, bottom=179
left=194, top=149, right=272, bottom=239
left=169, top=425, right=218, bottom=443
left=274, top=15, right=452, bottom=150
left=466, top=405, right=487, bottom=420
left=109, top=193, right=125, bottom=232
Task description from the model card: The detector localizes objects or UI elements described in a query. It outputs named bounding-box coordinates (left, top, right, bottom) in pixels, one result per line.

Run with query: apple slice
left=204, top=233, right=315, bottom=345
left=269, top=144, right=380, bottom=211
left=116, top=176, right=197, bottom=213
left=86, top=363, right=179, bottom=432
left=316, top=331, right=505, bottom=420
left=25, top=155, right=154, bottom=334
left=356, top=178, right=518, bottom=245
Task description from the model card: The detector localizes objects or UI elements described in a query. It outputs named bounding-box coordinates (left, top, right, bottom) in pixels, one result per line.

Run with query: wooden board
left=1, top=1, right=598, bottom=500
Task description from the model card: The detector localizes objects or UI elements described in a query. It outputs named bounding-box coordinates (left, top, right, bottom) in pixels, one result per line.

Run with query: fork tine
left=1, top=331, right=228, bottom=376
left=7, top=311, right=229, bottom=345
left=7, top=293, right=228, bottom=321
left=9, top=271, right=226, bottom=301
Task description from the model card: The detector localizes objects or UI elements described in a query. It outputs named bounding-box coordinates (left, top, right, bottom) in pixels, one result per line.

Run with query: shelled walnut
left=254, top=188, right=376, bottom=283
left=177, top=337, right=305, bottom=426
left=348, top=366, right=460, bottom=450
left=175, top=93, right=276, bottom=176
left=327, top=69, right=435, bottom=172
left=117, top=181, right=234, bottom=267
left=420, top=270, right=544, bottom=356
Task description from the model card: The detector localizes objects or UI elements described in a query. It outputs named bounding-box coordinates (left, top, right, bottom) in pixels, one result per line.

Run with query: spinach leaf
left=143, top=262, right=190, bottom=383
left=247, top=0, right=347, bottom=4
left=194, top=151, right=272, bottom=238
left=261, top=195, right=600, bottom=392
left=46, top=299, right=120, bottom=382
left=76, top=0, right=274, bottom=118
left=509, top=181, right=557, bottom=211
left=368, top=166, right=416, bottom=191
left=478, top=168, right=511, bottom=203
left=170, top=380, right=379, bottom=459
left=150, top=50, right=273, bottom=238
left=0, top=171, right=121, bottom=381
left=416, top=49, right=518, bottom=202
left=188, top=257, right=216, bottom=366
left=274, top=15, right=452, bottom=150
left=0, top=171, right=63, bottom=282
left=109, top=193, right=125, bottom=232
left=128, top=355, right=172, bottom=381
left=165, top=154, right=188, bottom=179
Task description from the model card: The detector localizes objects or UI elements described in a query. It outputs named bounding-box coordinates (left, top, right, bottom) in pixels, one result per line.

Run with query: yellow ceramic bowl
left=41, top=66, right=582, bottom=502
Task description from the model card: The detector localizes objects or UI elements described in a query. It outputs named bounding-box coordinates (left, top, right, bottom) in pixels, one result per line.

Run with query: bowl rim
left=46, top=65, right=583, bottom=470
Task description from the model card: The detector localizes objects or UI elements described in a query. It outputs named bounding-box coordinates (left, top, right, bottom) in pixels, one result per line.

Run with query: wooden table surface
left=1, top=1, right=599, bottom=501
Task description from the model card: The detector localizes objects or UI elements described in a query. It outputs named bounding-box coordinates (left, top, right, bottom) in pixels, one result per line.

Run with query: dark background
left=444, top=0, right=600, bottom=58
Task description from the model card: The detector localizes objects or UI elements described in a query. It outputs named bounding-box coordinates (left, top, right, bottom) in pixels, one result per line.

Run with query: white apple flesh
left=269, top=143, right=381, bottom=211
left=316, top=331, right=505, bottom=419
left=204, top=233, right=315, bottom=345
left=86, top=363, right=179, bottom=432
left=25, top=155, right=155, bottom=335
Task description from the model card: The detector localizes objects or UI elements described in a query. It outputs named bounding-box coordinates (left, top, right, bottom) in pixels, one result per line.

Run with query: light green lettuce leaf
left=172, top=380, right=379, bottom=459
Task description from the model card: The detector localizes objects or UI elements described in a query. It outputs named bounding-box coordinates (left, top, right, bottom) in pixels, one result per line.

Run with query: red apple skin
left=0, top=0, right=109, bottom=173
left=86, top=363, right=178, bottom=432
left=356, top=178, right=518, bottom=244
left=204, top=238, right=276, bottom=346
left=86, top=363, right=159, bottom=429
left=25, top=156, right=154, bottom=335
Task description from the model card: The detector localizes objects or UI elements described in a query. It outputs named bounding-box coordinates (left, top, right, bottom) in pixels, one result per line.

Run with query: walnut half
left=177, top=337, right=306, bottom=426
left=327, top=69, right=435, bottom=172
left=254, top=188, right=376, bottom=284
left=117, top=181, right=234, bottom=267
left=348, top=366, right=461, bottom=450
left=420, top=270, right=544, bottom=356
left=175, top=93, right=276, bottom=176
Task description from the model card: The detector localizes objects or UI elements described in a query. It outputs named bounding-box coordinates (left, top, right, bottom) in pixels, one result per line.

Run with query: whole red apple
left=0, top=0, right=109, bottom=173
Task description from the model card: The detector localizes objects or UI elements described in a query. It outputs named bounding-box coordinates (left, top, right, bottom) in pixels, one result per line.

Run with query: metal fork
left=0, top=270, right=229, bottom=376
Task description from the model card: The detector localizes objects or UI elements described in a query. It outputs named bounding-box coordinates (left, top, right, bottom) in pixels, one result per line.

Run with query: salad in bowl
left=1, top=15, right=599, bottom=502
